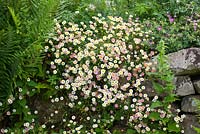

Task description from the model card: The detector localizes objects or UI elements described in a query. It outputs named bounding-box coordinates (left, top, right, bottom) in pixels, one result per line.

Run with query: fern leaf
left=7, top=6, right=21, bottom=32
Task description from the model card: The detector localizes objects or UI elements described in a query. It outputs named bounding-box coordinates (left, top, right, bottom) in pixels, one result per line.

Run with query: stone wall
left=154, top=48, right=200, bottom=134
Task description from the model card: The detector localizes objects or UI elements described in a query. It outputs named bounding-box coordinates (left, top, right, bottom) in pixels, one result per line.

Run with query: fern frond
left=16, top=42, right=44, bottom=80
left=7, top=6, right=21, bottom=32
left=0, top=27, right=21, bottom=101
left=55, top=0, right=80, bottom=21
left=18, top=0, right=59, bottom=40
left=20, top=0, right=40, bottom=19
left=0, top=0, right=71, bottom=102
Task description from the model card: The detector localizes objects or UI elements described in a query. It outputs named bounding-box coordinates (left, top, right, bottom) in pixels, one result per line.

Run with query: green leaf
left=163, top=94, right=177, bottom=103
left=126, top=129, right=136, bottom=134
left=152, top=130, right=166, bottom=134
left=150, top=101, right=163, bottom=109
left=168, top=122, right=180, bottom=132
left=149, top=112, right=161, bottom=120
left=27, top=80, right=38, bottom=87
left=18, top=99, right=26, bottom=107
left=7, top=6, right=21, bottom=32
left=47, top=75, right=60, bottom=85
left=36, top=83, right=52, bottom=89
left=152, top=82, right=164, bottom=93
left=161, top=117, right=170, bottom=126
left=24, top=114, right=35, bottom=122
left=193, top=126, right=200, bottom=133
left=21, top=88, right=28, bottom=95
left=16, top=80, right=24, bottom=87
left=43, top=89, right=57, bottom=99
left=115, top=111, right=123, bottom=121
left=95, top=128, right=103, bottom=134
left=113, top=130, right=121, bottom=134
left=14, top=122, right=23, bottom=128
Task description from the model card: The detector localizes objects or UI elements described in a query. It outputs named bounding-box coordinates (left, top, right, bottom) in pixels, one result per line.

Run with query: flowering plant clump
left=144, top=12, right=200, bottom=53
left=42, top=14, right=184, bottom=133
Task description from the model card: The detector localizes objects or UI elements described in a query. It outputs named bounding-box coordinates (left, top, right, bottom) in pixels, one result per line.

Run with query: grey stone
left=181, top=95, right=200, bottom=113
left=167, top=48, right=200, bottom=75
left=181, top=114, right=200, bottom=134
left=142, top=80, right=168, bottom=98
left=174, top=76, right=195, bottom=96
left=142, top=80, right=157, bottom=97
left=193, top=79, right=200, bottom=94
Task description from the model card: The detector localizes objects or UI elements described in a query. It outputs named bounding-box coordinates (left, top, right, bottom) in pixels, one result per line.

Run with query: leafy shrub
left=142, top=13, right=200, bottom=53
left=44, top=14, right=154, bottom=133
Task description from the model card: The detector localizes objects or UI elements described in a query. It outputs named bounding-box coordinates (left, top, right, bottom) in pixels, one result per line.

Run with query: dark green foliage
left=149, top=40, right=176, bottom=97
left=0, top=0, right=69, bottom=131
left=0, top=27, right=21, bottom=101
left=0, top=0, right=61, bottom=104
left=55, top=0, right=81, bottom=21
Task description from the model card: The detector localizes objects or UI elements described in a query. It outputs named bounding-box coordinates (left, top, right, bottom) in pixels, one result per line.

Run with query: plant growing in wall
left=147, top=40, right=185, bottom=134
